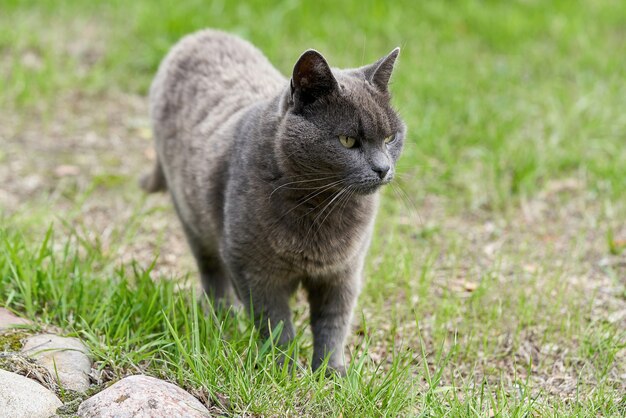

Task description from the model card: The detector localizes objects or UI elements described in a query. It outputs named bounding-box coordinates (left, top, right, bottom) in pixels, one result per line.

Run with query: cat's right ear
left=362, top=47, right=400, bottom=92
left=290, top=50, right=338, bottom=109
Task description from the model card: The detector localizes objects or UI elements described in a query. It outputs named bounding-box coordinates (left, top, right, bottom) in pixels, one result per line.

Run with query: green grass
left=3, top=0, right=626, bottom=205
left=1, top=0, right=625, bottom=416
left=2, top=228, right=623, bottom=416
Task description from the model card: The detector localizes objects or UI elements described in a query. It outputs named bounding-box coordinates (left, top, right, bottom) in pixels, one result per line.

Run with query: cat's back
left=149, top=30, right=286, bottom=239
left=150, top=29, right=285, bottom=136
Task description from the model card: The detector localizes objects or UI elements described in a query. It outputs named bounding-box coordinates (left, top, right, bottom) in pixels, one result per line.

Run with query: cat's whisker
left=296, top=179, right=345, bottom=205
left=337, top=185, right=357, bottom=220
left=324, top=185, right=355, bottom=223
left=281, top=170, right=340, bottom=178
left=316, top=185, right=356, bottom=235
left=393, top=172, right=416, bottom=179
left=390, top=182, right=424, bottom=227
left=299, top=181, right=345, bottom=219
left=269, top=175, right=340, bottom=199
left=308, top=186, right=351, bottom=239
left=280, top=185, right=341, bottom=191
left=273, top=179, right=346, bottom=224
left=303, top=192, right=339, bottom=239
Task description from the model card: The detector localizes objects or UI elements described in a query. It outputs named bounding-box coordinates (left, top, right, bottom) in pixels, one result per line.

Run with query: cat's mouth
left=351, top=178, right=392, bottom=195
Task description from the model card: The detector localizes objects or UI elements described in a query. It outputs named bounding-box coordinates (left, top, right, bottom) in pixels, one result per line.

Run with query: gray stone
left=77, top=375, right=210, bottom=418
left=22, top=334, right=92, bottom=392
left=0, top=308, right=31, bottom=332
left=0, top=369, right=62, bottom=418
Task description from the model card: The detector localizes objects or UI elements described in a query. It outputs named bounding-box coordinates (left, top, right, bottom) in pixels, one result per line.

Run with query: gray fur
left=143, top=29, right=406, bottom=374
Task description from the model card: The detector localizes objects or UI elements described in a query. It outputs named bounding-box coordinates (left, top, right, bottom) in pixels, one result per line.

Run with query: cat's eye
left=384, top=134, right=395, bottom=144
left=338, top=135, right=356, bottom=148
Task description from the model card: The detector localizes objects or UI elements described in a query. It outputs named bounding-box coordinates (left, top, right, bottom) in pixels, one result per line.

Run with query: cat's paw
left=326, top=363, right=347, bottom=377
left=313, top=360, right=347, bottom=377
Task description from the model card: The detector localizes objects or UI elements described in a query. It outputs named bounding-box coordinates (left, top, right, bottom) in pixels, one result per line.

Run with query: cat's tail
left=140, top=158, right=167, bottom=193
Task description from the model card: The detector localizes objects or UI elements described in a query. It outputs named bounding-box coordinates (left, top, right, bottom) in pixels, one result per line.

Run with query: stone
left=0, top=308, right=32, bottom=332
left=77, top=375, right=210, bottom=418
left=21, top=334, right=92, bottom=392
left=0, top=369, right=62, bottom=418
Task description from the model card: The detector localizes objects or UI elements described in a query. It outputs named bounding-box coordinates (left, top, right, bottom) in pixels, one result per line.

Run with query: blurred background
left=2, top=0, right=625, bottom=209
left=1, top=0, right=625, bottom=414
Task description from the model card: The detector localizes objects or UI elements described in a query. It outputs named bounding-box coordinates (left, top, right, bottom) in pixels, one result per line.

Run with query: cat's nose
left=372, top=163, right=390, bottom=180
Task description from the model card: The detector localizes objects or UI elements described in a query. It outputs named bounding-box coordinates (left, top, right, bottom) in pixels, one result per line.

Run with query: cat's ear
left=291, top=50, right=338, bottom=108
left=363, top=47, right=400, bottom=91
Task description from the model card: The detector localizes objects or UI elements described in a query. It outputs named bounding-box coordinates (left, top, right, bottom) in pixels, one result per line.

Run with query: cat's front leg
left=231, top=267, right=299, bottom=347
left=304, top=274, right=360, bottom=376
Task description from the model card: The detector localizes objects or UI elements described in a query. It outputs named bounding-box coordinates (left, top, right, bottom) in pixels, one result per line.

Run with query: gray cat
left=142, top=29, right=405, bottom=375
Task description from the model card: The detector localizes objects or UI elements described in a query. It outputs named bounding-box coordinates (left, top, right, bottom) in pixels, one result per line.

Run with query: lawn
left=1, top=0, right=625, bottom=416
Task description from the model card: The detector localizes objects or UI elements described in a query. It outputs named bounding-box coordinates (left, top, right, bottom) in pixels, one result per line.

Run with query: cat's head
left=277, top=48, right=406, bottom=195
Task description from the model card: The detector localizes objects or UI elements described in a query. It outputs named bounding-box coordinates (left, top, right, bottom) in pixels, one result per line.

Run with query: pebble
left=0, top=369, right=62, bottom=418
left=22, top=334, right=92, bottom=392
left=77, top=375, right=210, bottom=418
left=0, top=308, right=32, bottom=332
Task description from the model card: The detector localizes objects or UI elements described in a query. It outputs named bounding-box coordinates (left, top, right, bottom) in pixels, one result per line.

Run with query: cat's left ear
left=363, top=47, right=400, bottom=91
left=291, top=50, right=338, bottom=108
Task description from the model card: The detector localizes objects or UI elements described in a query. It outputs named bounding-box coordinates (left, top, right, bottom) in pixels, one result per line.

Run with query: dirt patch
left=0, top=91, right=192, bottom=279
